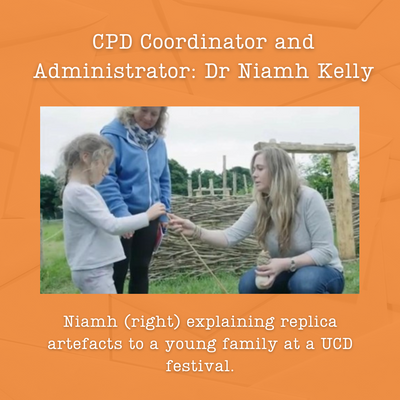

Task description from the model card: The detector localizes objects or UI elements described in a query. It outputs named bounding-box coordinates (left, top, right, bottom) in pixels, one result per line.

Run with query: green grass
left=41, top=222, right=64, bottom=241
left=41, top=223, right=359, bottom=294
left=40, top=222, right=77, bottom=294
left=150, top=273, right=240, bottom=294
left=342, top=261, right=359, bottom=294
left=151, top=262, right=359, bottom=294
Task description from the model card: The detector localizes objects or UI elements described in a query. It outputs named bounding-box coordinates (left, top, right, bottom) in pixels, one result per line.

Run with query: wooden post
left=209, top=179, right=215, bottom=195
left=243, top=174, right=249, bottom=194
left=232, top=171, right=237, bottom=195
left=222, top=155, right=227, bottom=197
left=197, top=173, right=202, bottom=197
left=331, top=152, right=355, bottom=259
left=187, top=177, right=193, bottom=197
left=254, top=141, right=355, bottom=153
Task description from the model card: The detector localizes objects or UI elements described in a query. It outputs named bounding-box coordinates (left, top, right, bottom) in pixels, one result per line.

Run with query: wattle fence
left=150, top=193, right=359, bottom=280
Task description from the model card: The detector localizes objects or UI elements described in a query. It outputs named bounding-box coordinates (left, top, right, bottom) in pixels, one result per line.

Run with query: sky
left=40, top=106, right=359, bottom=176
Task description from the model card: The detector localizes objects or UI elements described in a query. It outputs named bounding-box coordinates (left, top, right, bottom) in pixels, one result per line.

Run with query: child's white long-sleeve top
left=62, top=181, right=149, bottom=271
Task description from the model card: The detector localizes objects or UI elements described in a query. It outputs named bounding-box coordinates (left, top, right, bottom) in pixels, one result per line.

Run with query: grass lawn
left=41, top=222, right=359, bottom=294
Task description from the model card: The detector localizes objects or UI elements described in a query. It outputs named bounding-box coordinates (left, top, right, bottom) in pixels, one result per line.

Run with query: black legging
left=113, top=219, right=159, bottom=294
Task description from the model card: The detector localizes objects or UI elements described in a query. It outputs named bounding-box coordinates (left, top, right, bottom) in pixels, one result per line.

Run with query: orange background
left=1, top=0, right=400, bottom=399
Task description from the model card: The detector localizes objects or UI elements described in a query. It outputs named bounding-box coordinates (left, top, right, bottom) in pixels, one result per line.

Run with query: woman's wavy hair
left=251, top=147, right=301, bottom=255
left=117, top=107, right=169, bottom=137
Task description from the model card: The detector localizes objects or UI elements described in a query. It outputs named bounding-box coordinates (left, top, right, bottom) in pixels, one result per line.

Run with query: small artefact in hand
left=257, top=250, right=271, bottom=266
left=255, top=249, right=273, bottom=289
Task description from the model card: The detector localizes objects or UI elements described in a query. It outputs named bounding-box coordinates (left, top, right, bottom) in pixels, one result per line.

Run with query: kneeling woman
left=169, top=147, right=344, bottom=294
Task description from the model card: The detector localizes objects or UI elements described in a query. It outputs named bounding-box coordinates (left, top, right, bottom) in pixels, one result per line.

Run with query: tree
left=202, top=170, right=222, bottom=188
left=350, top=162, right=359, bottom=192
left=52, top=163, right=66, bottom=182
left=302, top=155, right=333, bottom=199
left=168, top=159, right=188, bottom=195
left=226, top=166, right=252, bottom=194
left=190, top=165, right=252, bottom=195
left=40, top=174, right=62, bottom=219
left=190, top=169, right=201, bottom=189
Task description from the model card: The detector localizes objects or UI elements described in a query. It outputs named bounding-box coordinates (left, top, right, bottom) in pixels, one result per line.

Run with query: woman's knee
left=288, top=266, right=343, bottom=294
left=288, top=267, right=321, bottom=293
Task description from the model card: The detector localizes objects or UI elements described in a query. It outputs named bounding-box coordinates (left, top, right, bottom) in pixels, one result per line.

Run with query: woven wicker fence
left=151, top=193, right=359, bottom=280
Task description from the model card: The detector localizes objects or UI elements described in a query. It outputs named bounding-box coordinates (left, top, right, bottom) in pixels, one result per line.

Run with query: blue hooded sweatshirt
left=96, top=118, right=171, bottom=223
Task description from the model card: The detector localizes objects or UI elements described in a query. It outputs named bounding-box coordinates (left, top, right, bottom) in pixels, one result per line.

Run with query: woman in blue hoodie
left=96, top=107, right=171, bottom=293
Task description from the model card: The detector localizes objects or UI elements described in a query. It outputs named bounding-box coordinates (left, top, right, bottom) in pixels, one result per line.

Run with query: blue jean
left=238, top=266, right=345, bottom=294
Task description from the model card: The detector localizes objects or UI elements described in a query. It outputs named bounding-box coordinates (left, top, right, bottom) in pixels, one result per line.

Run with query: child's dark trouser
left=113, top=220, right=159, bottom=294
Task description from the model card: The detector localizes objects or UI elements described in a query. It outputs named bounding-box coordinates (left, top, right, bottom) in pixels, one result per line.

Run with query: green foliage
left=300, top=153, right=359, bottom=197
left=40, top=159, right=252, bottom=208
left=40, top=174, right=62, bottom=219
left=191, top=169, right=221, bottom=189
left=226, top=166, right=252, bottom=194
left=190, top=166, right=252, bottom=194
left=168, top=159, right=189, bottom=195
left=349, top=162, right=359, bottom=192
left=302, top=155, right=333, bottom=199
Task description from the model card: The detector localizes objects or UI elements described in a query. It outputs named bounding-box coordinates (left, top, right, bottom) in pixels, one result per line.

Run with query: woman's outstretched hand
left=167, top=213, right=196, bottom=237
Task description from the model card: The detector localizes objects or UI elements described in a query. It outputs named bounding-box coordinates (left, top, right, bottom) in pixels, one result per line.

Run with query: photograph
left=40, top=106, right=359, bottom=294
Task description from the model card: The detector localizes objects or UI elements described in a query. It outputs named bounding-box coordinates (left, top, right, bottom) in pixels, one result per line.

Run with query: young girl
left=61, top=133, right=166, bottom=294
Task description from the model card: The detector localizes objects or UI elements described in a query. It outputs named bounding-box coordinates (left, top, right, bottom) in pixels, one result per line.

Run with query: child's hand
left=122, top=232, right=134, bottom=239
left=147, top=203, right=166, bottom=221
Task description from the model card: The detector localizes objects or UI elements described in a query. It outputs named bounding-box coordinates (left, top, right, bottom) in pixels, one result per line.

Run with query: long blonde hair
left=117, top=107, right=168, bottom=136
left=252, top=147, right=301, bottom=255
